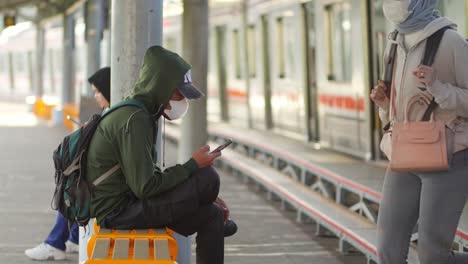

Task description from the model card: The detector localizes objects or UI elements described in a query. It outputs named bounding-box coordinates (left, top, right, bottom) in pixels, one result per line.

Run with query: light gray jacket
left=380, top=17, right=468, bottom=154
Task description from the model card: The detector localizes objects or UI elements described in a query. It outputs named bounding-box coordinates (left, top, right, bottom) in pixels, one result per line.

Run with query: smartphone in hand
left=66, top=115, right=81, bottom=126
left=210, top=139, right=233, bottom=154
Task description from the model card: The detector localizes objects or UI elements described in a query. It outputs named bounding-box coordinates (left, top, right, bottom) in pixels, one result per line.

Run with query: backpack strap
left=90, top=99, right=148, bottom=186
left=421, top=26, right=450, bottom=121
left=101, top=99, right=148, bottom=119
left=421, top=26, right=450, bottom=66
left=383, top=30, right=399, bottom=98
left=382, top=31, right=399, bottom=131
left=92, top=164, right=121, bottom=186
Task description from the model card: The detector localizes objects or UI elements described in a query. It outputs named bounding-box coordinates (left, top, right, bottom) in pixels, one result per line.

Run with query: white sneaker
left=24, top=243, right=66, bottom=260
left=65, top=240, right=79, bottom=253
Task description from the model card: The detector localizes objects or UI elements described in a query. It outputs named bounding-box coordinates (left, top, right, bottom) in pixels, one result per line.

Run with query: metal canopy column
left=85, top=0, right=104, bottom=94
left=178, top=1, right=209, bottom=262
left=62, top=13, right=75, bottom=105
left=34, top=24, right=44, bottom=98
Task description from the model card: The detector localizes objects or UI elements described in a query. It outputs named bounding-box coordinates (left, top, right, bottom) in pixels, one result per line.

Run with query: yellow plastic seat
left=85, top=222, right=178, bottom=264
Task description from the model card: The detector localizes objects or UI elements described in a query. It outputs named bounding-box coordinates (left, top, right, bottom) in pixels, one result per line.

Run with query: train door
left=315, top=0, right=372, bottom=159
left=248, top=20, right=268, bottom=130
left=226, top=23, right=249, bottom=127
left=215, top=25, right=229, bottom=122
left=269, top=7, right=307, bottom=137
left=207, top=27, right=221, bottom=122
left=303, top=2, right=319, bottom=142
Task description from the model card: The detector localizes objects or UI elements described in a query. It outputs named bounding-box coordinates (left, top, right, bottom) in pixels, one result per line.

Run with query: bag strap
left=421, top=26, right=450, bottom=66
left=92, top=164, right=121, bottom=186
left=389, top=52, right=398, bottom=121
left=101, top=99, right=148, bottom=119
left=382, top=31, right=399, bottom=131
left=420, top=26, right=450, bottom=121
left=383, top=30, right=399, bottom=98
left=89, top=99, right=147, bottom=186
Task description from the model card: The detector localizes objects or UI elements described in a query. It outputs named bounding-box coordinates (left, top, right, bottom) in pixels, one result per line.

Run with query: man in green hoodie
left=86, top=46, right=230, bottom=264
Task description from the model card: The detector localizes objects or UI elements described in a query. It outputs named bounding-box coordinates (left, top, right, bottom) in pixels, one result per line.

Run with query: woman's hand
left=370, top=80, right=390, bottom=110
left=413, top=65, right=436, bottom=88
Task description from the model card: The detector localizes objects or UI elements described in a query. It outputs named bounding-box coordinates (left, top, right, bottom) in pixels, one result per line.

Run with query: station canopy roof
left=0, top=0, right=242, bottom=23
left=0, top=0, right=80, bottom=24
left=0, top=0, right=78, bottom=11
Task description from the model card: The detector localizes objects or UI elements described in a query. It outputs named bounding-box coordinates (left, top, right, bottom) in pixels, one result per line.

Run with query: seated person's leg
left=169, top=203, right=224, bottom=264
left=65, top=223, right=79, bottom=253
left=102, top=167, right=221, bottom=229
left=69, top=223, right=79, bottom=245
left=24, top=213, right=68, bottom=260
left=44, top=213, right=70, bottom=251
left=192, top=166, right=220, bottom=205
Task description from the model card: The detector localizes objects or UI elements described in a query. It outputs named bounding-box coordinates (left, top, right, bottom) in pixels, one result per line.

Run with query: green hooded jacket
left=86, top=46, right=199, bottom=224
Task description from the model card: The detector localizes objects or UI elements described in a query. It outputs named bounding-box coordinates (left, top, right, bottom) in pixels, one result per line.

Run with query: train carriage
left=0, top=0, right=466, bottom=162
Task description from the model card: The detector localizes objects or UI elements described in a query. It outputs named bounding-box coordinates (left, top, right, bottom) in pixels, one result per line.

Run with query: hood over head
left=129, top=46, right=192, bottom=115
left=397, top=17, right=457, bottom=49
left=383, top=0, right=440, bottom=33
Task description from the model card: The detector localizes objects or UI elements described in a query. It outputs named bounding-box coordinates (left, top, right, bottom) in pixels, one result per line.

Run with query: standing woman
left=371, top=0, right=468, bottom=263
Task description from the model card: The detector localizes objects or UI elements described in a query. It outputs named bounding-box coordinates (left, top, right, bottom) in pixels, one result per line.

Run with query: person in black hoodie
left=24, top=67, right=111, bottom=261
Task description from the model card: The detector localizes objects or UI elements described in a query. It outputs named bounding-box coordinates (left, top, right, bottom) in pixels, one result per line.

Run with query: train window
left=233, top=29, right=242, bottom=79
left=276, top=17, right=286, bottom=78
left=325, top=2, right=352, bottom=82
left=283, top=16, right=297, bottom=80
left=247, top=25, right=256, bottom=78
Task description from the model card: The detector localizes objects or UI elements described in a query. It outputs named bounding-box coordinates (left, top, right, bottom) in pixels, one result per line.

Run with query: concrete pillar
left=215, top=26, right=229, bottom=121
left=85, top=0, right=104, bottom=94
left=35, top=24, right=45, bottom=98
left=178, top=1, right=209, bottom=263
left=110, top=0, right=162, bottom=104
left=62, top=14, right=75, bottom=105
left=78, top=1, right=163, bottom=263
left=106, top=0, right=111, bottom=66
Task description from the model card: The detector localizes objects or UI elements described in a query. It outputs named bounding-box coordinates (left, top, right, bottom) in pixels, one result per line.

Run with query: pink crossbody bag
left=383, top=27, right=450, bottom=172
left=389, top=94, right=448, bottom=172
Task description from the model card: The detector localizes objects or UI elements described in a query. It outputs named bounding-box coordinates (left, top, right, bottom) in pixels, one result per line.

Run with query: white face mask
left=164, top=98, right=189, bottom=120
left=383, top=0, right=413, bottom=24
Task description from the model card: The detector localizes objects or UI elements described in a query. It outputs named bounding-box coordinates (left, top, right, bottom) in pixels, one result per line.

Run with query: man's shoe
left=224, top=219, right=238, bottom=237
left=65, top=240, right=79, bottom=253
left=24, top=243, right=66, bottom=260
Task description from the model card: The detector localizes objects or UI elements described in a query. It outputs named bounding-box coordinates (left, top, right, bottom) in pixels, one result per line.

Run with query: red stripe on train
left=319, top=95, right=365, bottom=112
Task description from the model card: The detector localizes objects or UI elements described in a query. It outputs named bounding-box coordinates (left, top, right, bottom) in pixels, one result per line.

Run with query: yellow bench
left=33, top=97, right=57, bottom=121
left=86, top=223, right=178, bottom=264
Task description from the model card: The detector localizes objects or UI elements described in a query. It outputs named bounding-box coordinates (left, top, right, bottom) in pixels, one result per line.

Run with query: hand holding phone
left=210, top=139, right=232, bottom=154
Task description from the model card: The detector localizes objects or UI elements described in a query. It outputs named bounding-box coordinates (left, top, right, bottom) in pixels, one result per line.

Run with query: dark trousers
left=45, top=213, right=79, bottom=251
left=102, top=167, right=224, bottom=264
